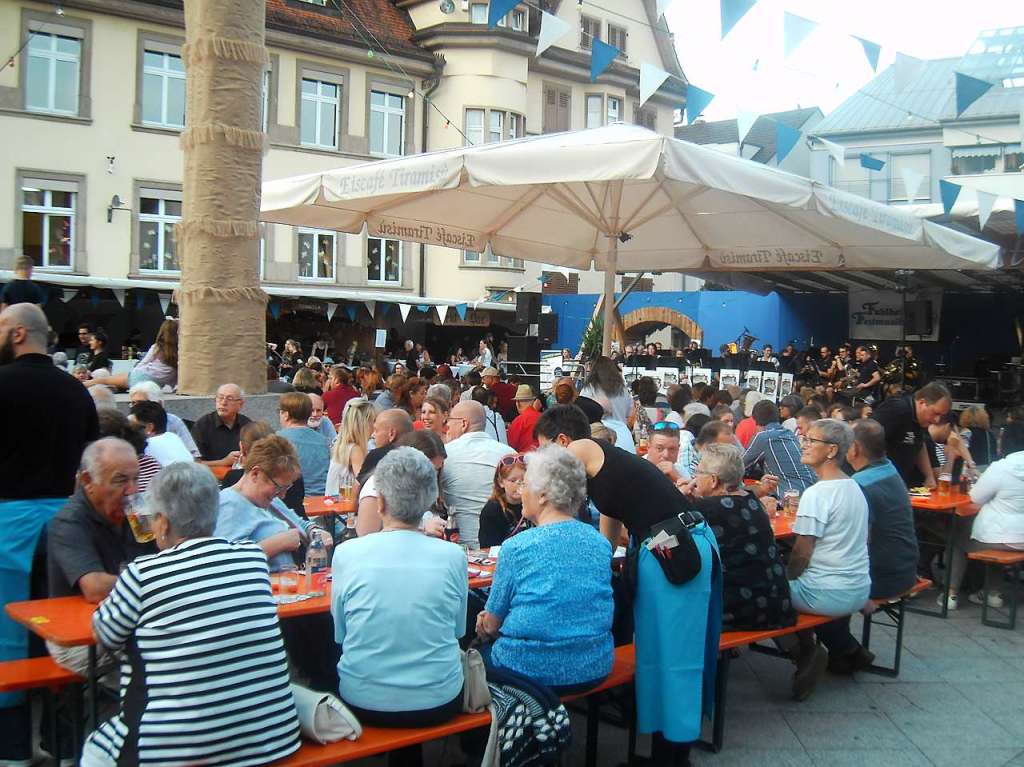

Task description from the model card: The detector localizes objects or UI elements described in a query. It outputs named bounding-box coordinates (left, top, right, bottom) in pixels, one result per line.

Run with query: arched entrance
left=616, top=306, right=703, bottom=348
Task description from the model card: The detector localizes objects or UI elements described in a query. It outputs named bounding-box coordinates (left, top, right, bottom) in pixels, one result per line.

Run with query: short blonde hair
left=244, top=435, right=300, bottom=478
left=959, top=405, right=990, bottom=430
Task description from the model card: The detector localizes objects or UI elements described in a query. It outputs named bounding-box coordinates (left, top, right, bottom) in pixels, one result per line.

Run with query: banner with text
left=710, top=247, right=841, bottom=269
left=848, top=289, right=903, bottom=340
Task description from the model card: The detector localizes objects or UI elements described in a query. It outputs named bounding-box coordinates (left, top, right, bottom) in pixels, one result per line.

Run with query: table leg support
left=87, top=644, right=98, bottom=733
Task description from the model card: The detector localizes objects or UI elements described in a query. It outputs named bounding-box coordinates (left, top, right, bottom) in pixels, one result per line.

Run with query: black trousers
left=342, top=691, right=463, bottom=767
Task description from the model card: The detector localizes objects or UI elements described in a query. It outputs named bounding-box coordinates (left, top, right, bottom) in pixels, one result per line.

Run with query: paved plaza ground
left=408, top=595, right=1024, bottom=767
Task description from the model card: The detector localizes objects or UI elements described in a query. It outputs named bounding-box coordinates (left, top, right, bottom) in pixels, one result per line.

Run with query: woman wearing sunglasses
left=479, top=453, right=530, bottom=548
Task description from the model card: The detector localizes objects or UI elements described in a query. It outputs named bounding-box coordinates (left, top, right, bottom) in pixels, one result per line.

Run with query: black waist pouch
left=632, top=511, right=705, bottom=588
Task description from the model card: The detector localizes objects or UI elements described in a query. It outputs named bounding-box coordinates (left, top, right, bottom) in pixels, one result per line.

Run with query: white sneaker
left=968, top=591, right=1005, bottom=608
left=937, top=592, right=959, bottom=610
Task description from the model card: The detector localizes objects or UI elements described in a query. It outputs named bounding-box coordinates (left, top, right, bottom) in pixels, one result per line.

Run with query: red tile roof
left=265, top=0, right=430, bottom=60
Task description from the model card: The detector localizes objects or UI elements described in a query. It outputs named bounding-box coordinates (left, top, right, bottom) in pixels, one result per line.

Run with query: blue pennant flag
left=955, top=72, right=994, bottom=118
left=720, top=0, right=756, bottom=39
left=590, top=39, right=619, bottom=83
left=1016, top=199, right=1024, bottom=236
left=269, top=301, right=281, bottom=320
left=416, top=304, right=429, bottom=312
left=346, top=306, right=357, bottom=322
left=487, top=0, right=518, bottom=28
left=859, top=154, right=885, bottom=171
left=939, top=179, right=962, bottom=215
left=775, top=121, right=802, bottom=163
left=854, top=36, right=881, bottom=71
left=686, top=85, right=715, bottom=124
left=455, top=303, right=468, bottom=321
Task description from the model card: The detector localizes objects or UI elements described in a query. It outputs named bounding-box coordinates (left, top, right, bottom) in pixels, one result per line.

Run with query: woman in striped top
left=82, top=462, right=301, bottom=767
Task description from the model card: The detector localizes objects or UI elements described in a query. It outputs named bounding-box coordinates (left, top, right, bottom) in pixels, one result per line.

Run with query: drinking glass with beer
left=126, top=493, right=156, bottom=543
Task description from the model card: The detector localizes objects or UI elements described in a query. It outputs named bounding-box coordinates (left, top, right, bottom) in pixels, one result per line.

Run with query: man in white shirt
left=129, top=401, right=194, bottom=467
left=128, top=380, right=200, bottom=458
left=441, top=401, right=514, bottom=548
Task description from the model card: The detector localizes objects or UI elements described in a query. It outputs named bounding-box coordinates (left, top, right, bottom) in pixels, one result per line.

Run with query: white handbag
left=290, top=683, right=363, bottom=744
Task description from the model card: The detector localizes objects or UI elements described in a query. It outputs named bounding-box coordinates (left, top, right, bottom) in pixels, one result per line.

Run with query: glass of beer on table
left=937, top=473, right=952, bottom=496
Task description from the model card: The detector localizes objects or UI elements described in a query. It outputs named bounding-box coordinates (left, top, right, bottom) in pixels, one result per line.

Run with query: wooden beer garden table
left=907, top=490, right=979, bottom=619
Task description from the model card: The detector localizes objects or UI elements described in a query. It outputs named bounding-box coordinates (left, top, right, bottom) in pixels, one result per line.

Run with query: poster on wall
left=761, top=372, right=780, bottom=401
left=745, top=369, right=763, bottom=392
left=780, top=373, right=795, bottom=397
left=849, top=289, right=904, bottom=340
left=719, top=369, right=741, bottom=389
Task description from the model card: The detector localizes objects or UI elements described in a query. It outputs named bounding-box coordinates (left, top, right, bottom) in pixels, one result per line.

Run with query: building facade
left=0, top=0, right=684, bottom=305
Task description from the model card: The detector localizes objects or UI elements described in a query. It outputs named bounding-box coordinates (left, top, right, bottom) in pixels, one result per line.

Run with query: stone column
left=177, top=0, right=268, bottom=394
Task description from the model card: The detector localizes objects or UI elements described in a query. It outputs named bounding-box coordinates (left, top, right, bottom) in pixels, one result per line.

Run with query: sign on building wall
left=848, top=289, right=904, bottom=340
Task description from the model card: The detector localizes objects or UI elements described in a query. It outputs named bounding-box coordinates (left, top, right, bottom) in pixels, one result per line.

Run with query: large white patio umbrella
left=261, top=124, right=1001, bottom=354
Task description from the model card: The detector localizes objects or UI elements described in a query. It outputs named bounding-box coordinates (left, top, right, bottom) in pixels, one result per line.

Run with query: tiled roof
left=813, top=57, right=1024, bottom=136
left=674, top=107, right=823, bottom=162
left=265, top=0, right=429, bottom=60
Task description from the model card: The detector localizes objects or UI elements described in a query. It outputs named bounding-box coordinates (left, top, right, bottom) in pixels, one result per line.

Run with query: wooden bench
left=860, top=576, right=932, bottom=676
left=967, top=550, right=1024, bottom=629
left=278, top=644, right=638, bottom=767
left=0, top=657, right=83, bottom=763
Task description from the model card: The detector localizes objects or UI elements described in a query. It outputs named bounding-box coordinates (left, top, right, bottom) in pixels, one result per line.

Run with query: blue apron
left=0, top=497, right=66, bottom=707
left=633, top=522, right=723, bottom=743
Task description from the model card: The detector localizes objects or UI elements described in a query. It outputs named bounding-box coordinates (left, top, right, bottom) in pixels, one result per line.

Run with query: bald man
left=0, top=303, right=98, bottom=760
left=441, top=400, right=514, bottom=548
left=191, top=383, right=252, bottom=466
left=355, top=409, right=414, bottom=486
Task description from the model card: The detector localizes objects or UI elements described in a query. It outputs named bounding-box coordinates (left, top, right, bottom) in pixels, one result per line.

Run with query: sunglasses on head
left=652, top=421, right=681, bottom=432
left=499, top=453, right=528, bottom=467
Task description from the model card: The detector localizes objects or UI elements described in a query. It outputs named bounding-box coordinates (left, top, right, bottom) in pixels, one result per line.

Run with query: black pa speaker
left=515, top=292, right=541, bottom=324
left=539, top=313, right=558, bottom=347
left=905, top=300, right=933, bottom=336
left=507, top=335, right=539, bottom=363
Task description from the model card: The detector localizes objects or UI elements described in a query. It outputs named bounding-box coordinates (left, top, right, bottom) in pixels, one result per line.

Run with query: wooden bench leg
left=860, top=602, right=904, bottom=678
left=981, top=563, right=1020, bottom=630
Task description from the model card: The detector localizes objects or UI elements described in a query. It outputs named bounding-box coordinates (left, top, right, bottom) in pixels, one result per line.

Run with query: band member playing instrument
left=758, top=345, right=779, bottom=369
left=854, top=346, right=882, bottom=402
left=812, top=345, right=833, bottom=385
left=830, top=345, right=853, bottom=385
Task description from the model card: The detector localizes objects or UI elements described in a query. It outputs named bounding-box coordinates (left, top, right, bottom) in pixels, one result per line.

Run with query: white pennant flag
left=893, top=53, right=924, bottom=92
left=536, top=11, right=572, bottom=57
left=900, top=166, right=925, bottom=201
left=736, top=110, right=759, bottom=145
left=398, top=303, right=412, bottom=322
left=656, top=0, right=673, bottom=17
left=112, top=288, right=125, bottom=307
left=61, top=289, right=77, bottom=303
left=158, top=293, right=171, bottom=315
left=818, top=137, right=846, bottom=167
left=639, top=62, right=671, bottom=108
left=977, top=190, right=997, bottom=230
left=437, top=305, right=448, bottom=325
left=364, top=300, right=376, bottom=319
left=326, top=302, right=338, bottom=321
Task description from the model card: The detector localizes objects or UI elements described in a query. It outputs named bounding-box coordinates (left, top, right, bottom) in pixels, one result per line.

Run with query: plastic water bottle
left=305, top=535, right=328, bottom=593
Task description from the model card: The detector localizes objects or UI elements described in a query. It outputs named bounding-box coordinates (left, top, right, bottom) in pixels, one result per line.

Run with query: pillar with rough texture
left=178, top=0, right=268, bottom=394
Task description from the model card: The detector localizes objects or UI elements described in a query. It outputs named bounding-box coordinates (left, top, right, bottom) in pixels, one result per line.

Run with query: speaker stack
left=509, top=292, right=542, bottom=390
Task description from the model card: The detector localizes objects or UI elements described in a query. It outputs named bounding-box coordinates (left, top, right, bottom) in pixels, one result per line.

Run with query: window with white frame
left=300, top=78, right=340, bottom=149
left=511, top=8, right=526, bottom=30
left=370, top=90, right=405, bottom=157
left=830, top=157, right=871, bottom=199
left=489, top=111, right=504, bottom=143
left=462, top=245, right=523, bottom=269
left=259, top=223, right=267, bottom=280
left=466, top=108, right=524, bottom=146
left=606, top=96, right=622, bottom=124
left=138, top=194, right=181, bottom=272
left=607, top=23, right=627, bottom=54
left=888, top=153, right=931, bottom=203
left=298, top=0, right=327, bottom=5
left=580, top=15, right=600, bottom=50
left=508, top=112, right=523, bottom=140
left=585, top=95, right=603, bottom=129
left=25, top=33, right=80, bottom=114
left=465, top=108, right=485, bottom=146
left=470, top=3, right=487, bottom=23
left=261, top=69, right=271, bottom=133
left=463, top=250, right=481, bottom=263
left=21, top=182, right=75, bottom=269
left=367, top=237, right=401, bottom=284
left=141, top=50, right=185, bottom=129
left=297, top=229, right=336, bottom=280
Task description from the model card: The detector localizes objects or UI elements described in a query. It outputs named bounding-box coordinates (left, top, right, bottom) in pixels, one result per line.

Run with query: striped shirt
left=743, top=423, right=817, bottom=494
left=83, top=538, right=301, bottom=766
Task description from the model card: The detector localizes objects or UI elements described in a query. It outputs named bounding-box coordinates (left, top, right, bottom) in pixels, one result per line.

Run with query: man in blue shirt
left=277, top=392, right=331, bottom=496
left=815, top=418, right=919, bottom=674
left=743, top=401, right=816, bottom=493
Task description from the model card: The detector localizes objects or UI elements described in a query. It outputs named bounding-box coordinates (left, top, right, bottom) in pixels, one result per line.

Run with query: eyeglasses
left=215, top=395, right=242, bottom=403
left=499, top=453, right=528, bottom=467
left=799, top=435, right=836, bottom=447
left=262, top=470, right=294, bottom=497
left=652, top=421, right=681, bottom=432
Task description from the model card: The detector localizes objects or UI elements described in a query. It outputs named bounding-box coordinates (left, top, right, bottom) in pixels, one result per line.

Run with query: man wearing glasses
left=191, top=383, right=251, bottom=467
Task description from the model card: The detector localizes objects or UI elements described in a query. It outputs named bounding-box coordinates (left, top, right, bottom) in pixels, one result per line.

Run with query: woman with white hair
left=330, top=447, right=467, bottom=731
left=476, top=445, right=614, bottom=693
left=82, top=462, right=301, bottom=766
left=786, top=418, right=870, bottom=700
left=128, top=379, right=199, bottom=457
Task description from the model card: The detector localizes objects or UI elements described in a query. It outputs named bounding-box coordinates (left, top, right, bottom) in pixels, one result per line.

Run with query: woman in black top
left=689, top=443, right=795, bottom=631
left=478, top=453, right=529, bottom=548
left=87, top=329, right=112, bottom=374
left=535, top=405, right=720, bottom=766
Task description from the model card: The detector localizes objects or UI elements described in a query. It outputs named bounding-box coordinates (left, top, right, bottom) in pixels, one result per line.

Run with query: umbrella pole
left=601, top=236, right=618, bottom=357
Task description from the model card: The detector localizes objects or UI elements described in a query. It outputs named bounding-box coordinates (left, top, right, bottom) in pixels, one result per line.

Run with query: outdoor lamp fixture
left=107, top=194, right=130, bottom=223
left=439, top=0, right=455, bottom=13
left=618, top=232, right=633, bottom=243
